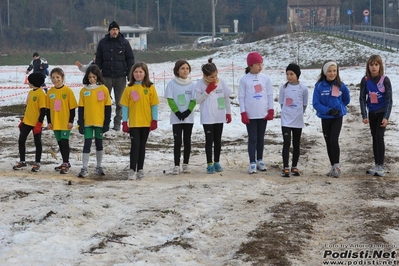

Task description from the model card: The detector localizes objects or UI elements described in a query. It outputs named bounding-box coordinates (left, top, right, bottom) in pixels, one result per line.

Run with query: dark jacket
left=27, top=57, right=48, bottom=77
left=95, top=33, right=135, bottom=78
left=359, top=75, right=393, bottom=120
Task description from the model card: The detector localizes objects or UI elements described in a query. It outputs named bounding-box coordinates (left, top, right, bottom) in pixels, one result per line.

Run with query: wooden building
left=287, top=0, right=341, bottom=31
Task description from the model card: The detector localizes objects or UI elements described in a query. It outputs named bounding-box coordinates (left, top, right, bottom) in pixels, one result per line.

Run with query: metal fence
left=305, top=25, right=399, bottom=51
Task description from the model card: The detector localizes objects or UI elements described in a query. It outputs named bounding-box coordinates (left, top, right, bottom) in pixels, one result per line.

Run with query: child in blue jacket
left=312, top=60, right=350, bottom=178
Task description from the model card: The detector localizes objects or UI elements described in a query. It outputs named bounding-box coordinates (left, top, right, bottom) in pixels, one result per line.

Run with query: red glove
left=205, top=82, right=217, bottom=94
left=18, top=117, right=24, bottom=131
left=264, top=109, right=274, bottom=120
left=226, top=114, right=232, bottom=124
left=149, top=120, right=158, bottom=132
left=241, top=112, right=250, bottom=124
left=122, top=121, right=129, bottom=133
left=33, top=122, right=43, bottom=135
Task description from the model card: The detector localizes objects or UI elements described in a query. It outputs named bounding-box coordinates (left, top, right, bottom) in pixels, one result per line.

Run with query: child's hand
left=381, top=118, right=388, bottom=128
left=226, top=114, right=232, bottom=124
left=264, top=109, right=274, bottom=120
left=47, top=123, right=53, bottom=130
left=363, top=118, right=369, bottom=124
left=205, top=82, right=217, bottom=94
left=122, top=121, right=129, bottom=133
left=241, top=112, right=250, bottom=124
left=149, top=120, right=158, bottom=132
left=78, top=125, right=85, bottom=135
left=67, top=122, right=73, bottom=130
left=327, top=108, right=340, bottom=117
left=18, top=117, right=24, bottom=131
left=33, top=122, right=43, bottom=135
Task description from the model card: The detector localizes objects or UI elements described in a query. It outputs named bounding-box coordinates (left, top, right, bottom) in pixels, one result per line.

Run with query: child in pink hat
left=238, top=52, right=274, bottom=174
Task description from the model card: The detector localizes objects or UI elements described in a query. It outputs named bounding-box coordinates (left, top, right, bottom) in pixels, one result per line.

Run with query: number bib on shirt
left=178, top=94, right=186, bottom=105
left=217, top=97, right=225, bottom=109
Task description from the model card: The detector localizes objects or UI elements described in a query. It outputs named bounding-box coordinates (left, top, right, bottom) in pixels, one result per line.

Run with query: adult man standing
left=26, top=52, right=49, bottom=92
left=95, top=21, right=135, bottom=131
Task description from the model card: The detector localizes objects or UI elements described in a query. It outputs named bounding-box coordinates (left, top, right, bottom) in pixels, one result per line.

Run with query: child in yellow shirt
left=120, top=62, right=159, bottom=180
left=13, top=73, right=47, bottom=172
left=77, top=65, right=112, bottom=177
left=47, top=67, right=78, bottom=174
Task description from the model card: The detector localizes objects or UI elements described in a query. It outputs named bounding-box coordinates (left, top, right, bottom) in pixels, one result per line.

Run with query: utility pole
left=297, top=0, right=299, bottom=65
left=212, top=0, right=216, bottom=45
left=156, top=0, right=160, bottom=31
left=369, top=0, right=372, bottom=26
left=383, top=0, right=386, bottom=47
left=7, top=0, right=10, bottom=27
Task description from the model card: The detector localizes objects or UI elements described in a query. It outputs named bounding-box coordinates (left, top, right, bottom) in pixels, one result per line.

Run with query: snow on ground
left=0, top=32, right=398, bottom=265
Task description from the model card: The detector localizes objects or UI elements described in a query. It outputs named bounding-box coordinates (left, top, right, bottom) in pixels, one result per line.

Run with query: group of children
left=14, top=53, right=392, bottom=179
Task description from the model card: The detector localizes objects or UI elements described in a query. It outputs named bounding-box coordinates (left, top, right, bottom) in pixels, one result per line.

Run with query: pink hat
left=246, top=52, right=263, bottom=66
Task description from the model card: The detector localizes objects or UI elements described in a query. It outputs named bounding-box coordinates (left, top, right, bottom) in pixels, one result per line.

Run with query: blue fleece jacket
left=312, top=79, right=350, bottom=119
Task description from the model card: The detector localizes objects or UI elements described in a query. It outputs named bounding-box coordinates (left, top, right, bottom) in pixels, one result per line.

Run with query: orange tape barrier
left=0, top=84, right=84, bottom=90
left=0, top=91, right=28, bottom=99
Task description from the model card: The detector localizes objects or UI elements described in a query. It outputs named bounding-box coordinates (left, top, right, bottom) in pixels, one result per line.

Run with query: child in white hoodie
left=195, top=58, right=232, bottom=174
left=238, top=52, right=274, bottom=174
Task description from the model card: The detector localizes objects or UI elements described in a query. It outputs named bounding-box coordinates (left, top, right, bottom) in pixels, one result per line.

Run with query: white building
left=85, top=24, right=153, bottom=51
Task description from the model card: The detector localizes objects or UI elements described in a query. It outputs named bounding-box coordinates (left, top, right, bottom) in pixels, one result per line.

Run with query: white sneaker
left=137, top=169, right=145, bottom=179
left=248, top=162, right=257, bottom=174
left=374, top=165, right=386, bottom=177
left=332, top=166, right=341, bottom=178
left=256, top=160, right=267, bottom=171
left=326, top=166, right=334, bottom=176
left=172, top=165, right=180, bottom=175
left=182, top=163, right=189, bottom=173
left=366, top=165, right=377, bottom=175
left=128, top=169, right=136, bottom=180
left=96, top=166, right=105, bottom=176
left=78, top=167, right=89, bottom=178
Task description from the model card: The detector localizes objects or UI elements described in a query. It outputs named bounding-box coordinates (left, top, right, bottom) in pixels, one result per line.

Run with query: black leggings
left=83, top=138, right=103, bottom=153
left=203, top=123, right=223, bottom=164
left=129, top=127, right=150, bottom=171
left=173, top=123, right=193, bottom=166
left=246, top=119, right=267, bottom=163
left=321, top=117, right=342, bottom=165
left=281, top=126, right=302, bottom=168
left=58, top=139, right=70, bottom=163
left=18, top=124, right=42, bottom=163
left=369, top=112, right=386, bottom=165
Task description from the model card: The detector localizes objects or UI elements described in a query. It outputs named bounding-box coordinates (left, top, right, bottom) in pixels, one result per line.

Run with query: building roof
left=85, top=25, right=153, bottom=34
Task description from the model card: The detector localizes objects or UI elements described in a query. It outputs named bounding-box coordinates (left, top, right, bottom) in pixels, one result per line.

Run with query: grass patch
left=0, top=104, right=25, bottom=116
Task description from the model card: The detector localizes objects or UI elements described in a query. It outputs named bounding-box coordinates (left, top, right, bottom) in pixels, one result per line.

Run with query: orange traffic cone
left=24, top=75, right=29, bottom=84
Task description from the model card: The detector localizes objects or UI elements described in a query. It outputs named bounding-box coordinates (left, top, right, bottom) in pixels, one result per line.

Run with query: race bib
left=285, top=98, right=293, bottom=106
left=97, top=90, right=105, bottom=101
left=54, top=99, right=62, bottom=111
left=369, top=92, right=378, bottom=104
left=331, top=85, right=340, bottom=97
left=217, top=97, right=226, bottom=109
left=254, top=84, right=262, bottom=93
left=178, top=94, right=186, bottom=106
left=131, top=90, right=140, bottom=102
